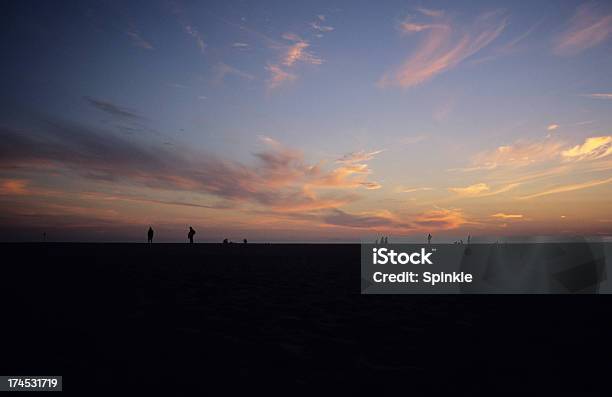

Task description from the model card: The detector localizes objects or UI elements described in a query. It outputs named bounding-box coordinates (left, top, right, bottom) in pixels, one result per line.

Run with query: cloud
left=380, top=10, right=506, bottom=88
left=323, top=209, right=402, bottom=229
left=456, top=138, right=565, bottom=171
left=232, top=42, right=249, bottom=48
left=184, top=25, right=206, bottom=53
left=214, top=62, right=255, bottom=83
left=0, top=179, right=28, bottom=195
left=266, top=64, right=296, bottom=89
left=170, top=4, right=207, bottom=54
left=448, top=182, right=519, bottom=197
left=582, top=93, right=612, bottom=99
left=83, top=97, right=144, bottom=119
left=547, top=123, right=560, bottom=131
left=519, top=177, right=612, bottom=200
left=281, top=34, right=323, bottom=66
left=491, top=213, right=523, bottom=219
left=399, top=187, right=433, bottom=193
left=0, top=118, right=381, bottom=213
left=554, top=3, right=612, bottom=55
left=310, top=20, right=334, bottom=33
left=415, top=208, right=467, bottom=229
left=562, top=136, right=612, bottom=161
left=416, top=8, right=444, bottom=18
left=126, top=30, right=154, bottom=49
left=448, top=183, right=490, bottom=196
left=336, top=150, right=383, bottom=164
left=400, top=134, right=428, bottom=145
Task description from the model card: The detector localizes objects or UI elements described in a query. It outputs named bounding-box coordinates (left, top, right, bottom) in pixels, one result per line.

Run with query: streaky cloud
left=554, top=3, right=612, bottom=55
left=380, top=10, right=507, bottom=88
left=519, top=177, right=612, bottom=200
left=84, top=96, right=144, bottom=119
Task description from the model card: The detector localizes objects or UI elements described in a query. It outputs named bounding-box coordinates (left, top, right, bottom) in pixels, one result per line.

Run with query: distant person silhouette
left=147, top=226, right=154, bottom=243
left=188, top=226, right=196, bottom=244
left=223, top=238, right=228, bottom=244
left=243, top=238, right=247, bottom=244
left=427, top=233, right=432, bottom=245
left=467, top=234, right=471, bottom=245
left=384, top=236, right=389, bottom=245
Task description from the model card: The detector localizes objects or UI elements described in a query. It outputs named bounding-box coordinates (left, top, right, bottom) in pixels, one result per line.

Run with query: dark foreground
left=1, top=243, right=610, bottom=394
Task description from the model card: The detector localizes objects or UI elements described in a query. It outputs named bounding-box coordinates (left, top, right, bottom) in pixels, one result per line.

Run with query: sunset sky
left=1, top=0, right=611, bottom=242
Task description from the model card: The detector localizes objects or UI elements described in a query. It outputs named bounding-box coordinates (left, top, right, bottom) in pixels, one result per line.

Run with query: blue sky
left=1, top=0, right=611, bottom=241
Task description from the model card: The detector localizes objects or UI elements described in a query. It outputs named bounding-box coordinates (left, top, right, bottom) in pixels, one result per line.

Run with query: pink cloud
left=554, top=3, right=612, bottom=55
left=380, top=10, right=507, bottom=88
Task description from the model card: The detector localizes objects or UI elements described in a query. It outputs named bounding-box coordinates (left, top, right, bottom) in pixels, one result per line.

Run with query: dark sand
left=1, top=243, right=609, bottom=394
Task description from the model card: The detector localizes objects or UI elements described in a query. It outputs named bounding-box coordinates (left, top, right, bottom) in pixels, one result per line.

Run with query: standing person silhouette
left=147, top=226, right=154, bottom=243
left=188, top=226, right=196, bottom=244
left=427, top=233, right=432, bottom=245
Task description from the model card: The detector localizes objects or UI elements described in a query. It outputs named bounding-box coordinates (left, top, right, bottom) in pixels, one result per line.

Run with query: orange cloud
left=415, top=208, right=468, bottom=230
left=0, top=179, right=29, bottom=195
left=448, top=182, right=519, bottom=197
left=491, top=213, right=523, bottom=219
left=562, top=136, right=612, bottom=161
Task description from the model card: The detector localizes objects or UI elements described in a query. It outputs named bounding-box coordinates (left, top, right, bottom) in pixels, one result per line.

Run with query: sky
left=1, top=0, right=611, bottom=242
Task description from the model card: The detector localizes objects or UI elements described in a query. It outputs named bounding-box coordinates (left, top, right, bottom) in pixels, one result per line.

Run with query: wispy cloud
left=265, top=30, right=327, bottom=89
left=84, top=96, right=144, bottom=119
left=0, top=118, right=381, bottom=214
left=454, top=138, right=565, bottom=171
left=519, top=177, right=612, bottom=200
left=184, top=24, right=206, bottom=53
left=582, top=93, right=612, bottom=99
left=126, top=29, right=154, bottom=50
left=266, top=64, right=296, bottom=89
left=415, top=208, right=468, bottom=229
left=310, top=20, right=334, bottom=33
left=170, top=2, right=206, bottom=53
left=449, top=182, right=519, bottom=197
left=491, top=213, right=523, bottom=219
left=0, top=179, right=29, bottom=195
left=399, top=187, right=433, bottom=193
left=281, top=33, right=323, bottom=66
left=562, top=136, right=612, bottom=161
left=336, top=150, right=383, bottom=164
left=547, top=123, right=560, bottom=131
left=232, top=42, right=249, bottom=48
left=554, top=3, right=612, bottom=55
left=322, top=209, right=411, bottom=230
left=214, top=62, right=255, bottom=83
left=380, top=9, right=507, bottom=88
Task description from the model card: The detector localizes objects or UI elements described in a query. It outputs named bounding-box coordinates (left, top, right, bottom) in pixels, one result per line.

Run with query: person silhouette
left=427, top=233, right=432, bottom=245
left=147, top=226, right=154, bottom=243
left=188, top=226, right=196, bottom=244
left=467, top=234, right=471, bottom=245
left=243, top=238, right=247, bottom=244
left=223, top=238, right=228, bottom=244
